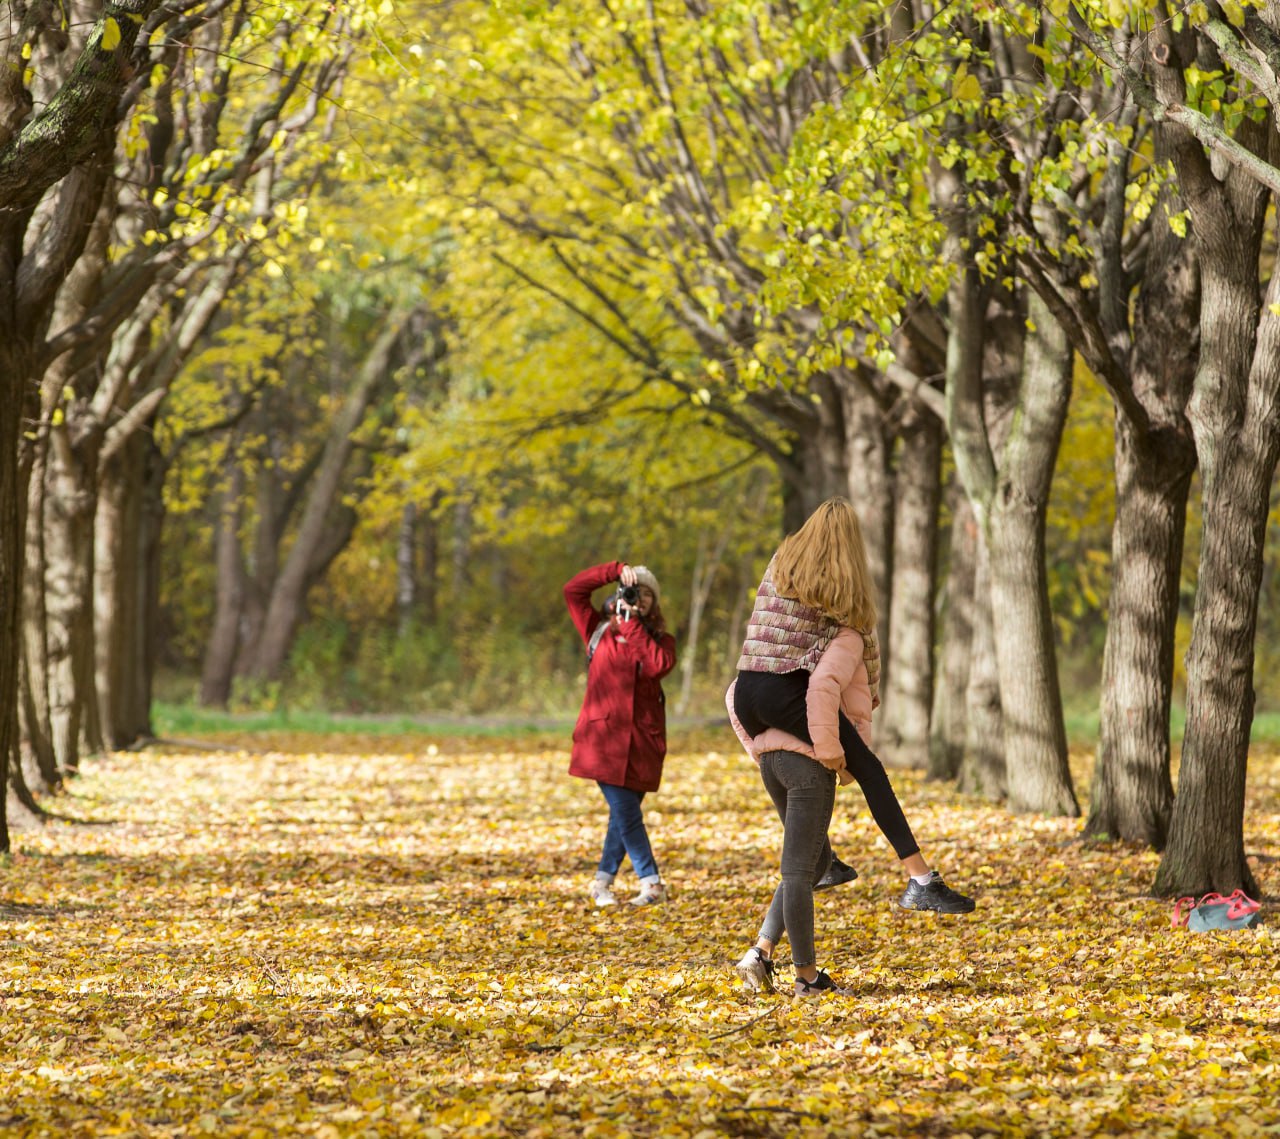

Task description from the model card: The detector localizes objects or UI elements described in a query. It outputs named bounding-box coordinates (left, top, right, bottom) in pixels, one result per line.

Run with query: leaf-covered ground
left=3, top=731, right=1280, bottom=1137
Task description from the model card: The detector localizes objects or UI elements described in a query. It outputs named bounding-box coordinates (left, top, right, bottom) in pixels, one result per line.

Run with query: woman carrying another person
left=728, top=498, right=973, bottom=996
left=565, top=560, right=676, bottom=907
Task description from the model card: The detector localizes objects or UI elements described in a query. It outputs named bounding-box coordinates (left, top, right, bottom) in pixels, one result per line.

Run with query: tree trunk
left=94, top=450, right=126, bottom=749
left=878, top=406, right=942, bottom=768
left=1156, top=241, right=1278, bottom=894
left=1151, top=97, right=1275, bottom=896
left=1082, top=118, right=1201, bottom=846
left=42, top=424, right=101, bottom=775
left=929, top=486, right=977, bottom=781
left=1085, top=423, right=1191, bottom=845
left=957, top=530, right=1005, bottom=799
left=1157, top=443, right=1276, bottom=896
left=201, top=465, right=246, bottom=707
left=776, top=372, right=851, bottom=533
left=0, top=344, right=24, bottom=852
left=677, top=524, right=730, bottom=716
left=726, top=554, right=755, bottom=675
left=20, top=434, right=58, bottom=791
left=841, top=382, right=894, bottom=661
left=95, top=431, right=157, bottom=748
left=986, top=294, right=1076, bottom=816
left=396, top=502, right=419, bottom=639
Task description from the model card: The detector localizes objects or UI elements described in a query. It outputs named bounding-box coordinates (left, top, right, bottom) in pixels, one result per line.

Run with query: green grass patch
left=154, top=701, right=1280, bottom=746
left=151, top=701, right=576, bottom=739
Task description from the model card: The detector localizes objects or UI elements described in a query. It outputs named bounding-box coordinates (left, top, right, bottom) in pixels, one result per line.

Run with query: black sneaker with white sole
left=898, top=871, right=975, bottom=914
left=793, top=968, right=849, bottom=997
left=814, top=854, right=859, bottom=892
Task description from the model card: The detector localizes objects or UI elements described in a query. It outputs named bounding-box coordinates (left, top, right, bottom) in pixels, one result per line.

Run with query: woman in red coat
left=564, top=560, right=677, bottom=907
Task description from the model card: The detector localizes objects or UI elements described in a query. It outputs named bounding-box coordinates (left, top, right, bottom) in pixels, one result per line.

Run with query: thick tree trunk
left=930, top=487, right=977, bottom=781
left=986, top=295, right=1076, bottom=816
left=775, top=372, right=851, bottom=533
left=841, top=383, right=893, bottom=661
left=20, top=435, right=58, bottom=791
left=957, top=531, right=1005, bottom=799
left=95, top=433, right=156, bottom=748
left=1156, top=257, right=1279, bottom=895
left=94, top=453, right=126, bottom=749
left=1084, top=120, right=1200, bottom=848
left=1085, top=423, right=1191, bottom=845
left=878, top=406, right=942, bottom=768
left=0, top=347, right=24, bottom=852
left=1149, top=97, right=1275, bottom=896
left=1157, top=446, right=1275, bottom=896
left=42, top=428, right=99, bottom=774
left=130, top=434, right=166, bottom=738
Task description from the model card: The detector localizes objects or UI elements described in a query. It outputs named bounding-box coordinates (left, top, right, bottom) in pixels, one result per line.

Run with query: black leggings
left=734, top=669, right=920, bottom=860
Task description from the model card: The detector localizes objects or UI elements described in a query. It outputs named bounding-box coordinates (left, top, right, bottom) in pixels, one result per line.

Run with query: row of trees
left=1, top=1, right=1277, bottom=900
left=0, top=1, right=394, bottom=820
left=376, top=0, right=1279, bottom=895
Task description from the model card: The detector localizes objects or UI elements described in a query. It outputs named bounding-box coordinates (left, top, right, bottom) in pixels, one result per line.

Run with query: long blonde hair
left=772, top=498, right=877, bottom=632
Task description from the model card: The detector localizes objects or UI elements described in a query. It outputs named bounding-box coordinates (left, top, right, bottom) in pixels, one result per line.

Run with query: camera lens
left=620, top=585, right=640, bottom=605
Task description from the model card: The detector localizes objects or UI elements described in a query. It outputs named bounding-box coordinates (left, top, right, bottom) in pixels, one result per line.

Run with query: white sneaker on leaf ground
left=630, top=882, right=667, bottom=906
left=590, top=880, right=618, bottom=907
left=735, top=947, right=775, bottom=993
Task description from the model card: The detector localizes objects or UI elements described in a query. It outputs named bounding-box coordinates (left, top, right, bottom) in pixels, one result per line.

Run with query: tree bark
left=986, top=293, right=1076, bottom=816
left=42, top=422, right=100, bottom=775
left=1085, top=421, right=1192, bottom=846
left=878, top=405, right=942, bottom=768
left=1082, top=118, right=1200, bottom=848
left=1150, top=61, right=1276, bottom=896
left=95, top=429, right=159, bottom=747
left=930, top=487, right=977, bottom=781
left=20, top=432, right=57, bottom=791
left=677, top=523, right=731, bottom=715
left=841, top=380, right=894, bottom=658
left=201, top=463, right=246, bottom=707
left=957, top=530, right=1005, bottom=799
left=396, top=502, right=419, bottom=639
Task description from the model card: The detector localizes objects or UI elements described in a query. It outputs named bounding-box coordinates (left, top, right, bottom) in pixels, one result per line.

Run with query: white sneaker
left=590, top=880, right=618, bottom=907
left=630, top=882, right=667, bottom=906
left=735, top=947, right=775, bottom=993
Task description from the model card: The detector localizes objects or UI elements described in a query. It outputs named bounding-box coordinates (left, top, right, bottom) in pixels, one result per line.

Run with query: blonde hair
left=772, top=498, right=877, bottom=632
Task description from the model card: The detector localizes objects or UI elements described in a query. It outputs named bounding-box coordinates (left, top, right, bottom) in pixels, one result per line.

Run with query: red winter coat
left=564, top=562, right=677, bottom=792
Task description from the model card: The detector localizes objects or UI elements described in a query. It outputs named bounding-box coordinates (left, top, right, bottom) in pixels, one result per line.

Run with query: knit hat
left=631, top=565, right=661, bottom=603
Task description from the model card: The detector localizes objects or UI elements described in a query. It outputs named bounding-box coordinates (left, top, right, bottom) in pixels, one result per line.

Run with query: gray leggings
left=757, top=749, right=836, bottom=968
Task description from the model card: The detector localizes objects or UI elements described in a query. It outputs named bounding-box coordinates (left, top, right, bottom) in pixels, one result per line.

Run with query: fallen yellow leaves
left=1, top=732, right=1279, bottom=1136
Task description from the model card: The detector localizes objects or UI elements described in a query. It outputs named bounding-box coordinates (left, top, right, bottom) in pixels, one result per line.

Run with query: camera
left=616, top=584, right=641, bottom=606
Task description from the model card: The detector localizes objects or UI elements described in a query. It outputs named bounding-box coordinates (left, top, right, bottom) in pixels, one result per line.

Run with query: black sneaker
left=793, top=968, right=848, bottom=997
left=898, top=871, right=975, bottom=914
left=814, top=855, right=859, bottom=892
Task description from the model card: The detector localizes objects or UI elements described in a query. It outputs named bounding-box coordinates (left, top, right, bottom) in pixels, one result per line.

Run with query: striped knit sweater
left=736, top=557, right=881, bottom=708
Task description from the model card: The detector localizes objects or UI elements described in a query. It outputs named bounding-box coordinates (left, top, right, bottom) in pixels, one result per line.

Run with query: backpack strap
left=586, top=618, right=609, bottom=665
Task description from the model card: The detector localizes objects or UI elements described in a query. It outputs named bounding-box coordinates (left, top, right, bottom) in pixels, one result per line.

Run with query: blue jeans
left=597, top=783, right=660, bottom=883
